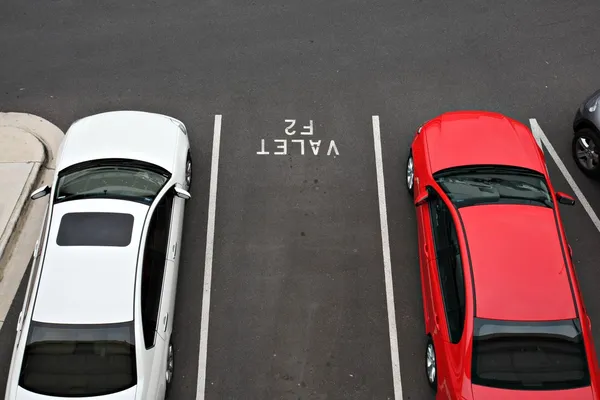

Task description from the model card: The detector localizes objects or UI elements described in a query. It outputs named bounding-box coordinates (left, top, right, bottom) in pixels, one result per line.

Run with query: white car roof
left=32, top=198, right=150, bottom=325
left=56, top=110, right=184, bottom=173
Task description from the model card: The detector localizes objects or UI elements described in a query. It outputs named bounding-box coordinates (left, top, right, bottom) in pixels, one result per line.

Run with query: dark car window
left=434, top=165, right=553, bottom=208
left=472, top=318, right=591, bottom=391
left=429, top=189, right=466, bottom=344
left=56, top=212, right=134, bottom=247
left=19, top=321, right=136, bottom=397
left=141, top=191, right=174, bottom=349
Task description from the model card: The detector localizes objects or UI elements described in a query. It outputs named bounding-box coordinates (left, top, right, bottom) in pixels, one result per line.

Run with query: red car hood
left=471, top=385, right=595, bottom=400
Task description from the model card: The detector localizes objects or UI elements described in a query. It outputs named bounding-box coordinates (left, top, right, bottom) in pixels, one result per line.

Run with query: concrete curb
left=0, top=113, right=63, bottom=266
left=0, top=161, right=43, bottom=269
left=0, top=113, right=64, bottom=330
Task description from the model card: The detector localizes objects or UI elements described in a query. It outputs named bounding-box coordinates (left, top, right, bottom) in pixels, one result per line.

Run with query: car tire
left=425, top=336, right=438, bottom=392
left=406, top=150, right=415, bottom=196
left=186, top=152, right=193, bottom=190
left=572, top=128, right=600, bottom=179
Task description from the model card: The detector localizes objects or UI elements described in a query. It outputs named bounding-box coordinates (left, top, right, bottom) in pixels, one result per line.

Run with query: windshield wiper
left=499, top=195, right=552, bottom=207
left=55, top=192, right=108, bottom=203
left=468, top=177, right=538, bottom=191
left=56, top=191, right=155, bottom=205
left=437, top=177, right=496, bottom=190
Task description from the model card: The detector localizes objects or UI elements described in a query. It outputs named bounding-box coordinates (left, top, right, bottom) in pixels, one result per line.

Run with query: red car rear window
left=471, top=318, right=590, bottom=391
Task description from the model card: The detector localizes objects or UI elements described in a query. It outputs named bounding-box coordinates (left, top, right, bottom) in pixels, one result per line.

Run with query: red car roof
left=423, top=111, right=546, bottom=175
left=459, top=204, right=576, bottom=321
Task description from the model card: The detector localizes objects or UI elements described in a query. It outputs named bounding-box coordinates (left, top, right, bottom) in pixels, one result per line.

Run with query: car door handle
left=16, top=311, right=23, bottom=332
left=568, top=244, right=573, bottom=258
left=169, top=243, right=177, bottom=260
left=162, top=313, right=169, bottom=332
left=587, top=314, right=592, bottom=329
left=424, top=244, right=429, bottom=257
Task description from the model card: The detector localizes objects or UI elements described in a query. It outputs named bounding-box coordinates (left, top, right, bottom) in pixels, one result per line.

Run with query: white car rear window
left=19, top=321, right=136, bottom=397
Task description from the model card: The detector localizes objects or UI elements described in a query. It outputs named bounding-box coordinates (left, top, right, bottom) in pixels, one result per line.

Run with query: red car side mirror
left=556, top=192, right=576, bottom=206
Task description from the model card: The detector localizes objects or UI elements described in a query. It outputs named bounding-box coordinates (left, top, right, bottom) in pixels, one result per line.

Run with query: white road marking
left=196, top=114, right=222, bottom=400
left=529, top=118, right=600, bottom=232
left=371, top=115, right=404, bottom=399
left=257, top=120, right=339, bottom=157
left=529, top=118, right=544, bottom=153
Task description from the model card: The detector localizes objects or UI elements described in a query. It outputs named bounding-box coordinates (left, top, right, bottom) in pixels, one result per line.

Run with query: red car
left=407, top=111, right=600, bottom=399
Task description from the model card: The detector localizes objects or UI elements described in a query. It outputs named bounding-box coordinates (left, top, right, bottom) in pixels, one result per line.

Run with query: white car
left=5, top=111, right=192, bottom=400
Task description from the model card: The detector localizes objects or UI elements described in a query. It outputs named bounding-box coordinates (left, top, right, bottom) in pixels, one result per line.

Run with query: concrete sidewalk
left=0, top=113, right=63, bottom=330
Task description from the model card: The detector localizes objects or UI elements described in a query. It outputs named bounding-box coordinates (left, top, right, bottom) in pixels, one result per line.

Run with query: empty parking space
left=197, top=107, right=401, bottom=400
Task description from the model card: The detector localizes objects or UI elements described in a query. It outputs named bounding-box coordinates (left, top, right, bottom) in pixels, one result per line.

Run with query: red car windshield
left=434, top=165, right=552, bottom=208
left=471, top=317, right=591, bottom=391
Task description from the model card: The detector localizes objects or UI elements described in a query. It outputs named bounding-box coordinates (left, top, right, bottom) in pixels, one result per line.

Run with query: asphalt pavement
left=2, top=0, right=600, bottom=399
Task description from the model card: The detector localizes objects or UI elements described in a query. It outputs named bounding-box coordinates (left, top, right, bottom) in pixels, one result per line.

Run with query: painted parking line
left=196, top=114, right=223, bottom=400
left=529, top=118, right=600, bottom=233
left=371, top=115, right=404, bottom=400
left=529, top=118, right=545, bottom=153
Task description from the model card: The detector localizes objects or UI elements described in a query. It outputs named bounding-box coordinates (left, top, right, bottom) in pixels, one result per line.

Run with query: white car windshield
left=55, top=161, right=169, bottom=205
left=18, top=321, right=136, bottom=397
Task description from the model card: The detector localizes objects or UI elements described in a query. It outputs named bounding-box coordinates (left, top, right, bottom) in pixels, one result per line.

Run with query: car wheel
left=425, top=336, right=437, bottom=392
left=573, top=128, right=600, bottom=179
left=406, top=151, right=415, bottom=196
left=185, top=153, right=192, bottom=190
left=165, top=341, right=174, bottom=385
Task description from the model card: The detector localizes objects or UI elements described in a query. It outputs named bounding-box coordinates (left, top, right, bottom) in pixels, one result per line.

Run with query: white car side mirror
left=174, top=186, right=191, bottom=200
left=30, top=185, right=51, bottom=200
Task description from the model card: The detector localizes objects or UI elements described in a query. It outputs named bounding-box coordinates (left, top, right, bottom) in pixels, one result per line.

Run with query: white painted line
left=529, top=118, right=600, bottom=232
left=371, top=115, right=404, bottom=399
left=529, top=118, right=544, bottom=153
left=196, top=114, right=222, bottom=400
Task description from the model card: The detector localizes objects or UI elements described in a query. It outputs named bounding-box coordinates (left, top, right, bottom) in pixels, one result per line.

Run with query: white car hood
left=16, top=386, right=137, bottom=400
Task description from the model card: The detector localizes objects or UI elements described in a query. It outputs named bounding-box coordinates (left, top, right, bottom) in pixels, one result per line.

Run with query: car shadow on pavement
left=0, top=258, right=32, bottom=396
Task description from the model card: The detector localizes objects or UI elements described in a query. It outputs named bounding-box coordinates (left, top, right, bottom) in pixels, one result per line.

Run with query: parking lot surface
left=2, top=0, right=600, bottom=399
